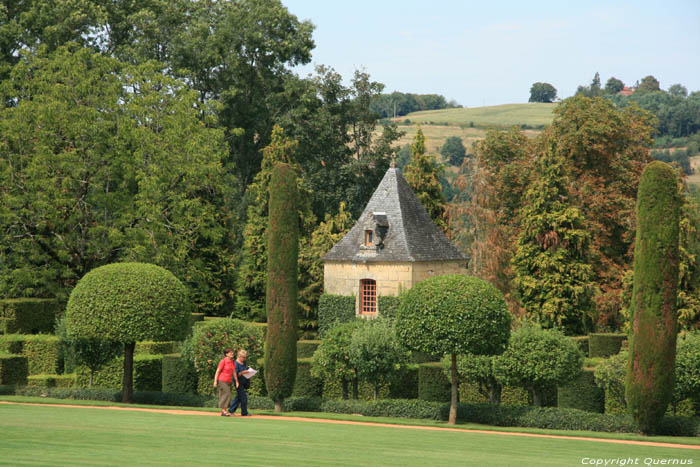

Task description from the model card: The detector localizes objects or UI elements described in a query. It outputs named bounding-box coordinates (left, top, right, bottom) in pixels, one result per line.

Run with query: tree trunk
left=352, top=376, right=358, bottom=400
left=274, top=399, right=284, bottom=412
left=122, top=342, right=135, bottom=403
left=449, top=353, right=458, bottom=425
left=89, top=370, right=94, bottom=389
left=530, top=386, right=542, bottom=407
left=374, top=381, right=379, bottom=400
left=488, top=384, right=502, bottom=405
left=341, top=380, right=349, bottom=400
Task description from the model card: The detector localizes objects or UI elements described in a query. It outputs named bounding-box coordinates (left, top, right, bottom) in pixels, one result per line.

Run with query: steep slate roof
left=323, top=167, right=468, bottom=263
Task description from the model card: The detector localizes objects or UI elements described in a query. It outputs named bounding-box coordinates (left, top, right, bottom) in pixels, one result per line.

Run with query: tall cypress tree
left=511, top=144, right=595, bottom=335
left=265, top=162, right=299, bottom=412
left=626, top=161, right=680, bottom=434
left=404, top=128, right=448, bottom=232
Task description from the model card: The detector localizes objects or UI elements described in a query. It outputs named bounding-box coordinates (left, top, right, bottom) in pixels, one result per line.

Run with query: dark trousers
left=228, top=385, right=248, bottom=415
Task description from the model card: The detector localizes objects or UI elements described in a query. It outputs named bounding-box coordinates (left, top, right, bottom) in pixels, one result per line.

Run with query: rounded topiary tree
left=66, top=262, right=190, bottom=402
left=626, top=161, right=680, bottom=434
left=396, top=274, right=511, bottom=424
left=265, top=162, right=299, bottom=412
left=493, top=325, right=583, bottom=406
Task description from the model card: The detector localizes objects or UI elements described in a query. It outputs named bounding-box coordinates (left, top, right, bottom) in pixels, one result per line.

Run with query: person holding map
left=228, top=349, right=254, bottom=416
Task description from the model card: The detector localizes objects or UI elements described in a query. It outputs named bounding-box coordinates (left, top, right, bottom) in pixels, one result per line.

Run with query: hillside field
left=399, top=103, right=557, bottom=128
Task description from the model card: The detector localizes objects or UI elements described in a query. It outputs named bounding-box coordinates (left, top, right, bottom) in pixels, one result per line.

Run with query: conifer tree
left=235, top=126, right=314, bottom=320
left=626, top=161, right=680, bottom=434
left=265, top=162, right=299, bottom=412
left=511, top=144, right=595, bottom=334
left=404, top=128, right=448, bottom=232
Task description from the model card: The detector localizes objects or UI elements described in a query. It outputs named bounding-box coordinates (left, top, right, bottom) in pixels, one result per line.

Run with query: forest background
left=2, top=0, right=700, bottom=337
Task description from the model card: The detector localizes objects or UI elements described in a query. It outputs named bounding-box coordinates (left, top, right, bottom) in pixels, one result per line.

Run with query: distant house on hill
left=619, top=86, right=635, bottom=96
left=322, top=166, right=469, bottom=316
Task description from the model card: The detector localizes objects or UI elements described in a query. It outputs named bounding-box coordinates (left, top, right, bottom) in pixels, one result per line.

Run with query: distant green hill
left=402, top=103, right=556, bottom=128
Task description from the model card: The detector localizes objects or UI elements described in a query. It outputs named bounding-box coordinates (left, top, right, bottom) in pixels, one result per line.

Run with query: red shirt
left=217, top=358, right=235, bottom=383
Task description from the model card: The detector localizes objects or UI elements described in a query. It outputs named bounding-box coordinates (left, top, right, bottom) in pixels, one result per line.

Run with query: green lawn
left=403, top=103, right=556, bottom=127
left=1, top=403, right=699, bottom=466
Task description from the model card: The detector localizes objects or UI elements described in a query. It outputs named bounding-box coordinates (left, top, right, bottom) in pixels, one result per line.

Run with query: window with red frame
left=360, top=279, right=376, bottom=315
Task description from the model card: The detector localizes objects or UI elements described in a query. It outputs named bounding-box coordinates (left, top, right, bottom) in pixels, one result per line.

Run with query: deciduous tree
left=528, top=82, right=557, bottom=103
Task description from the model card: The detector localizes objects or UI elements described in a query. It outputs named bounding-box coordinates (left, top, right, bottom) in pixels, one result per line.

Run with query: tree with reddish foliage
left=626, top=161, right=680, bottom=434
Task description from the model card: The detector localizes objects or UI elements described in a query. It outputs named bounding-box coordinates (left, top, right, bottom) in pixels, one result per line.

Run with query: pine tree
left=511, top=144, right=595, bottom=335
left=626, top=161, right=680, bottom=434
left=265, top=162, right=299, bottom=412
left=404, top=128, right=448, bottom=232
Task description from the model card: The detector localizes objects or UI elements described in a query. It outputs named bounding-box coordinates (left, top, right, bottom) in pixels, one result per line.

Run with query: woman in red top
left=213, top=348, right=238, bottom=416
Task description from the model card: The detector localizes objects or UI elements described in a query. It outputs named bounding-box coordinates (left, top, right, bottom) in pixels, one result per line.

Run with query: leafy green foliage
left=161, top=354, right=197, bottom=395
left=311, top=320, right=363, bottom=400
left=528, top=82, right=557, bottom=103
left=511, top=145, right=595, bottom=334
left=66, top=263, right=190, bottom=343
left=557, top=369, right=604, bottom=413
left=265, top=163, right=299, bottom=409
left=317, top=294, right=356, bottom=337
left=450, top=353, right=502, bottom=404
left=626, top=161, right=680, bottom=434
left=493, top=325, right=584, bottom=406
left=637, top=75, right=661, bottom=93
left=180, top=318, right=263, bottom=387
left=396, top=275, right=511, bottom=357
left=588, top=333, right=626, bottom=358
left=403, top=129, right=448, bottom=232
left=348, top=319, right=409, bottom=399
left=370, top=91, right=457, bottom=118
left=76, top=354, right=163, bottom=392
left=440, top=136, right=467, bottom=166
left=594, top=350, right=629, bottom=414
left=0, top=299, right=60, bottom=334
left=0, top=353, right=27, bottom=385
left=604, top=77, right=625, bottom=95
left=0, top=46, right=237, bottom=312
left=673, top=331, right=700, bottom=405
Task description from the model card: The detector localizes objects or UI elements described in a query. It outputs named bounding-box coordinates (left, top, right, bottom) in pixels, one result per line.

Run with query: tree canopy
left=528, top=82, right=557, bottom=103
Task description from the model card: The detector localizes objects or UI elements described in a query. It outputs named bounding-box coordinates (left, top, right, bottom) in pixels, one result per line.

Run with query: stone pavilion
left=322, top=167, right=469, bottom=316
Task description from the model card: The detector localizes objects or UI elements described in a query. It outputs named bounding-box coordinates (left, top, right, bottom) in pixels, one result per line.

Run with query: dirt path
left=3, top=401, right=699, bottom=450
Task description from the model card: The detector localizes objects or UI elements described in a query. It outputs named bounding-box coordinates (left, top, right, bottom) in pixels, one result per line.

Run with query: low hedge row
left=27, top=373, right=76, bottom=388
left=162, top=354, right=197, bottom=394
left=0, top=353, right=27, bottom=385
left=377, top=296, right=401, bottom=319
left=1, top=385, right=697, bottom=436
left=0, top=299, right=61, bottom=335
left=0, top=334, right=61, bottom=375
left=296, top=340, right=321, bottom=359
left=588, top=333, right=626, bottom=358
left=76, top=355, right=163, bottom=391
left=557, top=368, right=605, bottom=413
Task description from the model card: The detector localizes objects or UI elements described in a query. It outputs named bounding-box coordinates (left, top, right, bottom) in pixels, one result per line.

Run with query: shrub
left=0, top=352, right=27, bottom=385
left=292, top=358, right=323, bottom=397
left=397, top=274, right=511, bottom=423
left=388, top=364, right=419, bottom=400
left=180, top=318, right=263, bottom=394
left=377, top=296, right=400, bottom=320
left=494, top=325, right=584, bottom=406
left=317, top=294, right=355, bottom=336
left=673, top=331, right=700, bottom=410
left=0, top=299, right=61, bottom=334
left=626, top=161, right=680, bottom=434
left=296, top=340, right=320, bottom=359
left=311, top=320, right=362, bottom=400
left=594, top=349, right=628, bottom=414
left=450, top=353, right=502, bottom=404
left=162, top=354, right=197, bottom=395
left=570, top=336, right=589, bottom=356
left=418, top=363, right=451, bottom=402
left=28, top=374, right=76, bottom=388
left=349, top=318, right=409, bottom=399
left=23, top=335, right=61, bottom=375
left=66, top=262, right=191, bottom=402
left=588, top=333, right=626, bottom=357
left=557, top=368, right=604, bottom=413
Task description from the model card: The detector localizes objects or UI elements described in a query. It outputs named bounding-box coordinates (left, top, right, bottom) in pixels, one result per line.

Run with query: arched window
left=360, top=279, right=376, bottom=315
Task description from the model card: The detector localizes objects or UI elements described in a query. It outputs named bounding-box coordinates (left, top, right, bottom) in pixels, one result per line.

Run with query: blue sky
left=282, top=0, right=700, bottom=107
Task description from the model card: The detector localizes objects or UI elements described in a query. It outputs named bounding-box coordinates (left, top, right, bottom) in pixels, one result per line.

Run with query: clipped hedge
left=136, top=341, right=179, bottom=355
left=0, top=353, right=28, bottom=385
left=0, top=334, right=61, bottom=375
left=377, top=296, right=401, bottom=319
left=76, top=355, right=163, bottom=392
left=588, top=333, right=626, bottom=358
left=162, top=354, right=197, bottom=395
left=293, top=358, right=323, bottom=397
left=0, top=299, right=61, bottom=335
left=318, top=294, right=355, bottom=336
left=557, top=368, right=604, bottom=413
left=296, top=340, right=320, bottom=359
left=27, top=373, right=76, bottom=389
left=457, top=381, right=530, bottom=406
left=418, top=363, right=451, bottom=402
